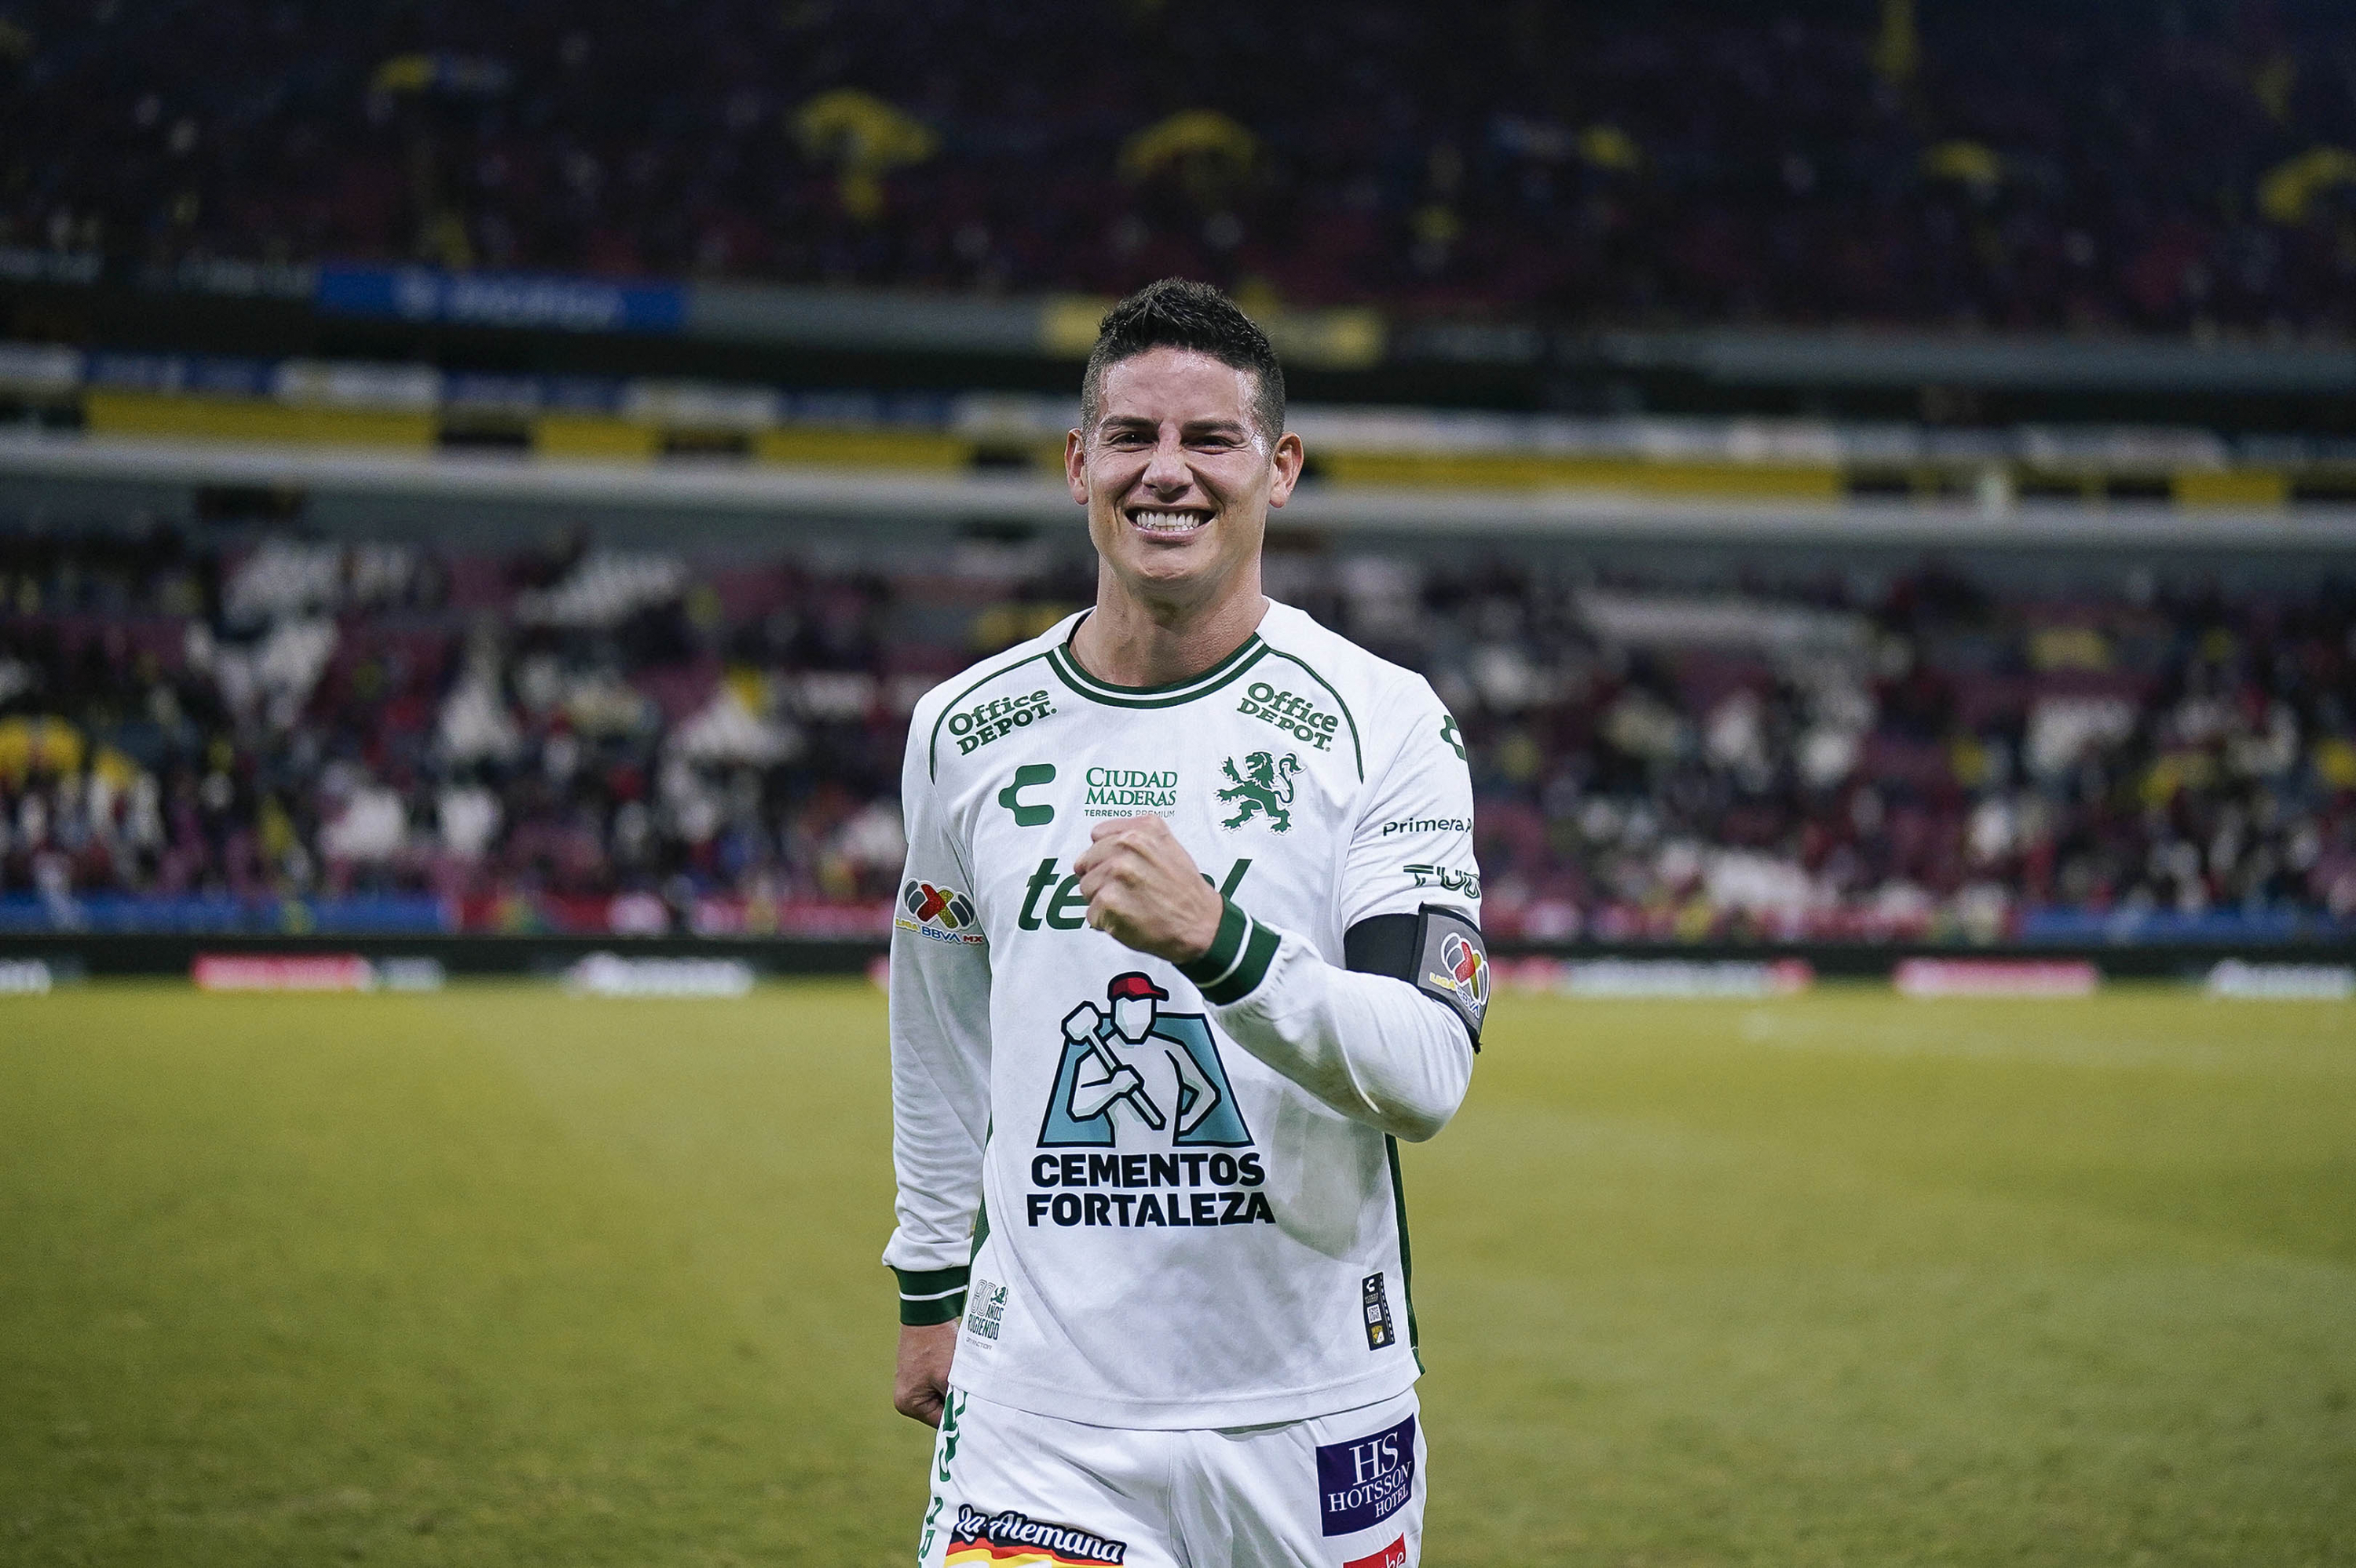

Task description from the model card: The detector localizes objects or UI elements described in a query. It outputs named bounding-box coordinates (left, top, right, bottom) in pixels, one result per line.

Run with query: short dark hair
left=1079, top=278, right=1286, bottom=443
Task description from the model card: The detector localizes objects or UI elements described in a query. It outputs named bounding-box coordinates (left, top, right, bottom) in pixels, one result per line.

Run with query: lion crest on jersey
left=1217, top=751, right=1301, bottom=832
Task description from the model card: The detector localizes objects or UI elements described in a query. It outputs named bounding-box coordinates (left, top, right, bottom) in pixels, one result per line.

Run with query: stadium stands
left=4, top=522, right=2351, bottom=943
left=3, top=1, right=2351, bottom=955
left=9, top=343, right=2356, bottom=525
left=4, top=1, right=2354, bottom=331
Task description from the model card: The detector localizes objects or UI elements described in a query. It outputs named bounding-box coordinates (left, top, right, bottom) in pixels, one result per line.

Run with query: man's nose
left=1142, top=436, right=1192, bottom=492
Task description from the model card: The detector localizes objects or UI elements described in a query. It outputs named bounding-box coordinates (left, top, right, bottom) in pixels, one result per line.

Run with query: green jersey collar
left=1046, top=619, right=1269, bottom=709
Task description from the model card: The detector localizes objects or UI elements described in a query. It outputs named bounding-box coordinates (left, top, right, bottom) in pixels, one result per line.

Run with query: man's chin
left=1115, top=536, right=1227, bottom=590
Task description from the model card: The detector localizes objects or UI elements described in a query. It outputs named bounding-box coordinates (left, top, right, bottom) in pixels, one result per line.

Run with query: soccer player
left=886, top=279, right=1486, bottom=1568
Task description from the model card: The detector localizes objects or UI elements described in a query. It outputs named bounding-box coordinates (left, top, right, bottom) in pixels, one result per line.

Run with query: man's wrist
left=1175, top=876, right=1226, bottom=963
left=1176, top=897, right=1281, bottom=1004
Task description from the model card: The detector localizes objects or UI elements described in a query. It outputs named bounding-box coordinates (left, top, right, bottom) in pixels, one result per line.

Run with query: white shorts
left=916, top=1383, right=1424, bottom=1568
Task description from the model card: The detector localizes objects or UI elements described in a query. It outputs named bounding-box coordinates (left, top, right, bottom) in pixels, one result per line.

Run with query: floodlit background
left=2, top=2, right=2353, bottom=1564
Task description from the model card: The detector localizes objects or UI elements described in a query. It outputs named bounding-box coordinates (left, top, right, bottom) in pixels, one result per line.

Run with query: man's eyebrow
left=1096, top=414, right=1252, bottom=435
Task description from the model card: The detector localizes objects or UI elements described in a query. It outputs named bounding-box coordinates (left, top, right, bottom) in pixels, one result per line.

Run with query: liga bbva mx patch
left=1412, top=904, right=1488, bottom=1041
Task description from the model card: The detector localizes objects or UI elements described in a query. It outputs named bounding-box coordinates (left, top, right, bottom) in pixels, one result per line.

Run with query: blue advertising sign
left=0, top=894, right=452, bottom=934
left=2017, top=906, right=2350, bottom=943
left=316, top=265, right=686, bottom=334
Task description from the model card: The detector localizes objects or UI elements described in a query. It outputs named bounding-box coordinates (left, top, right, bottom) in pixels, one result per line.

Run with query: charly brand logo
left=950, top=1506, right=1129, bottom=1566
left=1316, top=1414, right=1417, bottom=1537
left=1238, top=680, right=1341, bottom=750
left=997, top=763, right=1056, bottom=826
left=949, top=689, right=1054, bottom=755
left=1084, top=766, right=1178, bottom=817
left=898, top=879, right=981, bottom=944
left=1403, top=862, right=1482, bottom=899
left=1440, top=713, right=1465, bottom=760
left=1217, top=751, right=1301, bottom=832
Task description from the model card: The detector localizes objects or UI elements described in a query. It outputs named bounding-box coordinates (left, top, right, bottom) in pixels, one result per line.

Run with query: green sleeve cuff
left=894, top=1265, right=969, bottom=1326
left=1179, top=897, right=1282, bottom=1005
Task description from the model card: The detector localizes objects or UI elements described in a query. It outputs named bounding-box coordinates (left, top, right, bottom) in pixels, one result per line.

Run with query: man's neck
left=1070, top=569, right=1269, bottom=689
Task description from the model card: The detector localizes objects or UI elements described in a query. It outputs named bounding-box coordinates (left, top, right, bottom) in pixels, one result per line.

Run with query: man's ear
left=1267, top=431, right=1306, bottom=509
left=1064, top=427, right=1090, bottom=505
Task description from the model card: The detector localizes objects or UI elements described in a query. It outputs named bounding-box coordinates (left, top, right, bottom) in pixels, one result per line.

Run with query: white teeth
left=1131, top=510, right=1207, bottom=533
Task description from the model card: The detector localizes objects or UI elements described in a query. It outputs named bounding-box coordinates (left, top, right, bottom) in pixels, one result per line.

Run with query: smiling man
left=885, top=280, right=1486, bottom=1568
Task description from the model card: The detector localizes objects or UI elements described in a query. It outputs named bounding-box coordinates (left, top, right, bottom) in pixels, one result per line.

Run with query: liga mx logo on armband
left=897, top=879, right=982, bottom=945
left=1410, top=905, right=1490, bottom=1041
left=1442, top=931, right=1487, bottom=1010
left=1427, top=930, right=1488, bottom=1022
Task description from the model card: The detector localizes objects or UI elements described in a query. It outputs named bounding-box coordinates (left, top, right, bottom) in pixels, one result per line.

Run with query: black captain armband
left=1343, top=903, right=1489, bottom=1048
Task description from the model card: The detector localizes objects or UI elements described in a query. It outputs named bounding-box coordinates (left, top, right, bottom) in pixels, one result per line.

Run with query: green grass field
left=3, top=981, right=2351, bottom=1566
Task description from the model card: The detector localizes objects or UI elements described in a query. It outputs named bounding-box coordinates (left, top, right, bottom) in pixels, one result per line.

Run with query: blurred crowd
left=5, top=523, right=2354, bottom=941
left=4, top=1, right=2354, bottom=331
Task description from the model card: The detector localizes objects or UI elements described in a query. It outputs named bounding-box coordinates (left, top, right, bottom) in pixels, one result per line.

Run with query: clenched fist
left=1072, top=813, right=1225, bottom=963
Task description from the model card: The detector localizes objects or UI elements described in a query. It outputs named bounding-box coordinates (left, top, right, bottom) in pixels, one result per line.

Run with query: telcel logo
left=1019, top=857, right=1252, bottom=930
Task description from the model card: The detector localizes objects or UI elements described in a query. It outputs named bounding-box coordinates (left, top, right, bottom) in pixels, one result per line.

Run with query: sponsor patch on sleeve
left=1412, top=904, right=1487, bottom=1043
left=1344, top=1538, right=1408, bottom=1568
left=1315, top=1413, right=1417, bottom=1537
left=897, top=878, right=983, bottom=945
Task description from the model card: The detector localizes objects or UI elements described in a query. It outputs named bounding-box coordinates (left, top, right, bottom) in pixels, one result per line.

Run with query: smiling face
left=1065, top=346, right=1304, bottom=615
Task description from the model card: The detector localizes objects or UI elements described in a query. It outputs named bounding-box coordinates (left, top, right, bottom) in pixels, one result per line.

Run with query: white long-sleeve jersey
left=884, top=601, right=1487, bottom=1429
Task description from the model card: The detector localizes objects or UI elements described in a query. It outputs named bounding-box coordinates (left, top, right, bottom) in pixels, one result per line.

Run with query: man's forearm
left=1188, top=921, right=1472, bottom=1141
